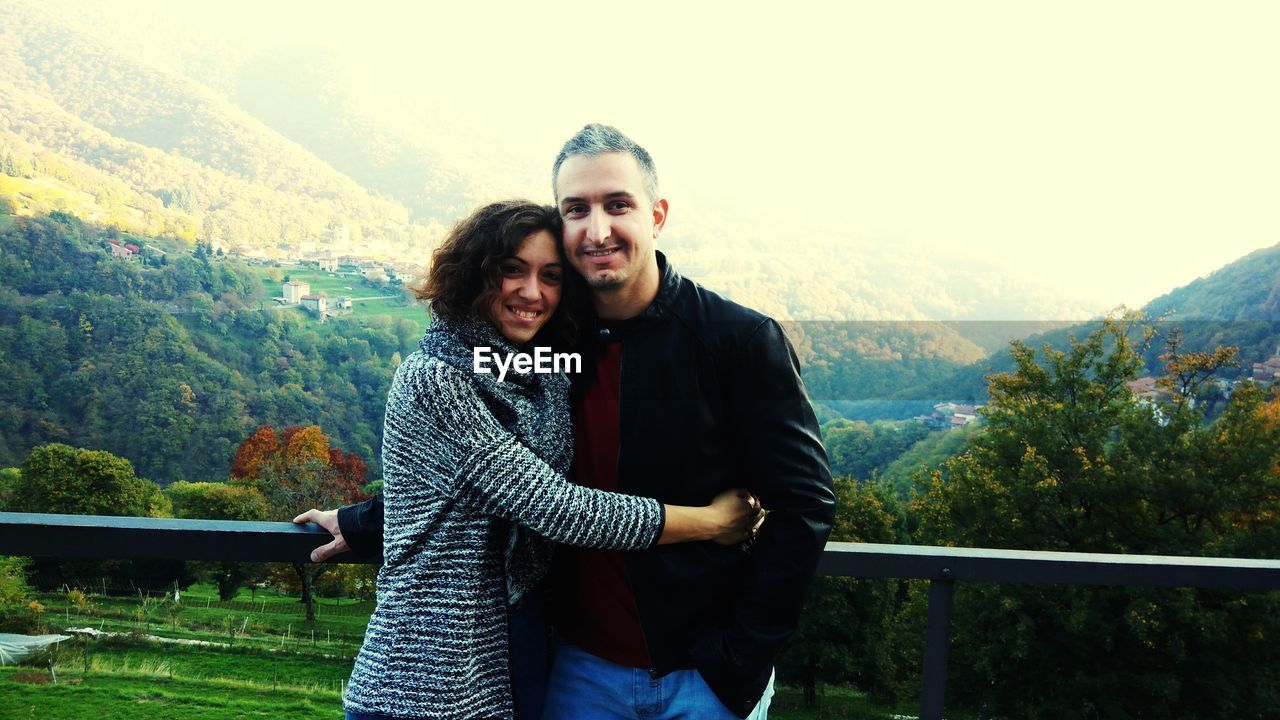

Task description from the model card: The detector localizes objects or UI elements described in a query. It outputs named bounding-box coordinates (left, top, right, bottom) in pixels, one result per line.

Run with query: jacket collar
left=593, top=251, right=683, bottom=338
left=638, top=250, right=682, bottom=321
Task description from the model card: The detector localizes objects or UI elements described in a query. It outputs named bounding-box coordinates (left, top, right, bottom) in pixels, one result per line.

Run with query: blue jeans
left=541, top=641, right=775, bottom=719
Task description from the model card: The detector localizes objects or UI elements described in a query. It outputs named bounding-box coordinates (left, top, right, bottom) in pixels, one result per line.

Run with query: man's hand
left=292, top=508, right=349, bottom=562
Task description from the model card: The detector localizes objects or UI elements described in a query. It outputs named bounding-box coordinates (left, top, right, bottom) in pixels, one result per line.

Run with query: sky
left=112, top=1, right=1280, bottom=309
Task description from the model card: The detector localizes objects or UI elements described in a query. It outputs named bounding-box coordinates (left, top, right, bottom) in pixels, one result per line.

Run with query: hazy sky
left=115, top=1, right=1280, bottom=309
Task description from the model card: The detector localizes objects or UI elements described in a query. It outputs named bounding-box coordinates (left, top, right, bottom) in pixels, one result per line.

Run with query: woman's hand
left=707, top=488, right=765, bottom=545
left=657, top=489, right=765, bottom=546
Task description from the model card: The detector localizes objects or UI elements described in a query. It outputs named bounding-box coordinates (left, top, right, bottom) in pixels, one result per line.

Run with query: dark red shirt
left=551, top=340, right=652, bottom=668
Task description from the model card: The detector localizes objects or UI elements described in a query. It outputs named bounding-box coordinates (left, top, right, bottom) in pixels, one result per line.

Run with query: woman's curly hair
left=414, top=200, right=584, bottom=349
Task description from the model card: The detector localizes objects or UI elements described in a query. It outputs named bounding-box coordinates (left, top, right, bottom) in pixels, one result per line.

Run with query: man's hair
left=552, top=123, right=659, bottom=205
left=415, top=200, right=583, bottom=348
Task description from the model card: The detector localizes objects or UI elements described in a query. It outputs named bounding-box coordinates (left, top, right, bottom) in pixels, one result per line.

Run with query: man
left=296, top=124, right=834, bottom=719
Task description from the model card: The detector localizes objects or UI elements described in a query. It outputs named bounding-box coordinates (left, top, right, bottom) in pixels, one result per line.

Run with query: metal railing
left=4, top=511, right=1280, bottom=720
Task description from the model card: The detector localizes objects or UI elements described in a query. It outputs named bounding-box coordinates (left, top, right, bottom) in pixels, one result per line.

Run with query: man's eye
left=607, top=201, right=630, bottom=212
left=563, top=205, right=587, bottom=217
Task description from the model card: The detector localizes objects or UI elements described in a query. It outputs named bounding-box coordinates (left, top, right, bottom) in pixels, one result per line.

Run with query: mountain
left=1144, top=242, right=1280, bottom=321
left=901, top=242, right=1280, bottom=403
left=0, top=0, right=433, bottom=258
left=0, top=0, right=1107, bottom=326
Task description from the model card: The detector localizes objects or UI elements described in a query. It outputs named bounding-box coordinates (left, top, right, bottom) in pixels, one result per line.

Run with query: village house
left=1252, top=356, right=1280, bottom=383
left=1125, top=376, right=1166, bottom=404
left=282, top=280, right=309, bottom=305
left=106, top=238, right=142, bottom=260
left=918, top=402, right=985, bottom=430
left=300, top=294, right=327, bottom=315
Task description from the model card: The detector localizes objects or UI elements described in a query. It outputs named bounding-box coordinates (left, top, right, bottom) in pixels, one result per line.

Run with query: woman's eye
left=501, top=264, right=522, bottom=275
left=543, top=272, right=563, bottom=284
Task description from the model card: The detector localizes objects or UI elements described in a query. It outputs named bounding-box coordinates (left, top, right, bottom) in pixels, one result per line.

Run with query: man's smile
left=585, top=247, right=622, bottom=263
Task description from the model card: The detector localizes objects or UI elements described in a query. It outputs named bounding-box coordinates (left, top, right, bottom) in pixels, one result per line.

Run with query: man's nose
left=586, top=209, right=609, bottom=245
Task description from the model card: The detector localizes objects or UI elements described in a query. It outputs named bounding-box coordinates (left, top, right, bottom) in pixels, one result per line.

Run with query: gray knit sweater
left=344, top=315, right=664, bottom=719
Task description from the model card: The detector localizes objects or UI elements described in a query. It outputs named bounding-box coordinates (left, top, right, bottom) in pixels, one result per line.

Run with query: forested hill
left=0, top=1, right=435, bottom=256
left=1144, top=242, right=1280, bottom=321
left=0, top=0, right=1106, bottom=324
left=0, top=211, right=417, bottom=483
left=901, top=241, right=1280, bottom=402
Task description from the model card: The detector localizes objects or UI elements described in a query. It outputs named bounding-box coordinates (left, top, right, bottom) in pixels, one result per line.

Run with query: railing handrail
left=6, top=511, right=1278, bottom=588
left=5, top=510, right=1278, bottom=720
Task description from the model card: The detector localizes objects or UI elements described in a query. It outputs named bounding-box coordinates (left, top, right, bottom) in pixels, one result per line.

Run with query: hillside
left=0, top=211, right=416, bottom=481
left=0, top=0, right=1107, bottom=325
left=1144, top=242, right=1280, bottom=321
left=0, top=0, right=434, bottom=258
left=900, top=242, right=1280, bottom=402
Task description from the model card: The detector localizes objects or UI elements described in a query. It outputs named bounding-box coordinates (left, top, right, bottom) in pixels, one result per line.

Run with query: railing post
left=919, top=571, right=955, bottom=720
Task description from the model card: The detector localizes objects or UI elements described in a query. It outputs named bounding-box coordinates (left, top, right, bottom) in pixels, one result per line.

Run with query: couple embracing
left=296, top=124, right=835, bottom=720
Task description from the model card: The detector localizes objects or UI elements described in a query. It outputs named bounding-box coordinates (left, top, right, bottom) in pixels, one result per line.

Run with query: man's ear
left=651, top=198, right=669, bottom=238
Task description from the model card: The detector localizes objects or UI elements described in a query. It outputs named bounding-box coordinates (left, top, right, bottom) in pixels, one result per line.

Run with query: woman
left=343, top=201, right=759, bottom=720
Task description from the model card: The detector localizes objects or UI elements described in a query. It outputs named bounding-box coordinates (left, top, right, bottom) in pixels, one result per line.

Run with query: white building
left=283, top=280, right=310, bottom=304
left=301, top=294, right=328, bottom=314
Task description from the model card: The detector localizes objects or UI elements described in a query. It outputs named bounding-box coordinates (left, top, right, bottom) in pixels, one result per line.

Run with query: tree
left=230, top=426, right=279, bottom=480
left=167, top=481, right=270, bottom=600
left=0, top=557, right=37, bottom=632
left=12, top=444, right=187, bottom=591
left=228, top=425, right=370, bottom=620
left=778, top=477, right=908, bottom=707
left=13, top=443, right=169, bottom=517
left=912, top=312, right=1280, bottom=719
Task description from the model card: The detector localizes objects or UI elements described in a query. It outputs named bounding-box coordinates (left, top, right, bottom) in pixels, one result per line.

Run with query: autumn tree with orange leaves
left=230, top=425, right=369, bottom=517
left=229, top=425, right=371, bottom=620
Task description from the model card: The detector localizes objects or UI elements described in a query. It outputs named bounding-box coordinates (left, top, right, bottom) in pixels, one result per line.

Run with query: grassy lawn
left=0, top=669, right=342, bottom=720
left=41, top=583, right=372, bottom=655
left=771, top=685, right=921, bottom=719
left=15, top=584, right=915, bottom=719
left=252, top=267, right=427, bottom=336
left=0, top=213, right=14, bottom=230
left=259, top=269, right=388, bottom=300
left=1, top=664, right=909, bottom=720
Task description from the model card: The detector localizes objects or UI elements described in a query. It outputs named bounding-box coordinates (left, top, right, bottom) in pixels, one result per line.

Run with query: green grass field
left=9, top=583, right=910, bottom=719
left=46, top=582, right=372, bottom=653
left=254, top=267, right=428, bottom=337
left=0, top=669, right=342, bottom=720
left=0, top=214, right=14, bottom=230
left=262, top=268, right=403, bottom=302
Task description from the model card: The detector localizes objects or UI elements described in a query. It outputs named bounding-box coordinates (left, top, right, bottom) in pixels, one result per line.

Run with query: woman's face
left=489, top=229, right=564, bottom=346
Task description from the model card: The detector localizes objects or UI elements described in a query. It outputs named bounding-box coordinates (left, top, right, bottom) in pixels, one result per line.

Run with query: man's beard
left=584, top=268, right=628, bottom=289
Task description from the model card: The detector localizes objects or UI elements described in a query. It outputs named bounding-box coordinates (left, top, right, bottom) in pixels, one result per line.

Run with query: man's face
left=555, top=152, right=666, bottom=291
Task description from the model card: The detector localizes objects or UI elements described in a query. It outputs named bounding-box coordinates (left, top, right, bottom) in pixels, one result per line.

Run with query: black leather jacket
left=340, top=253, right=835, bottom=717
